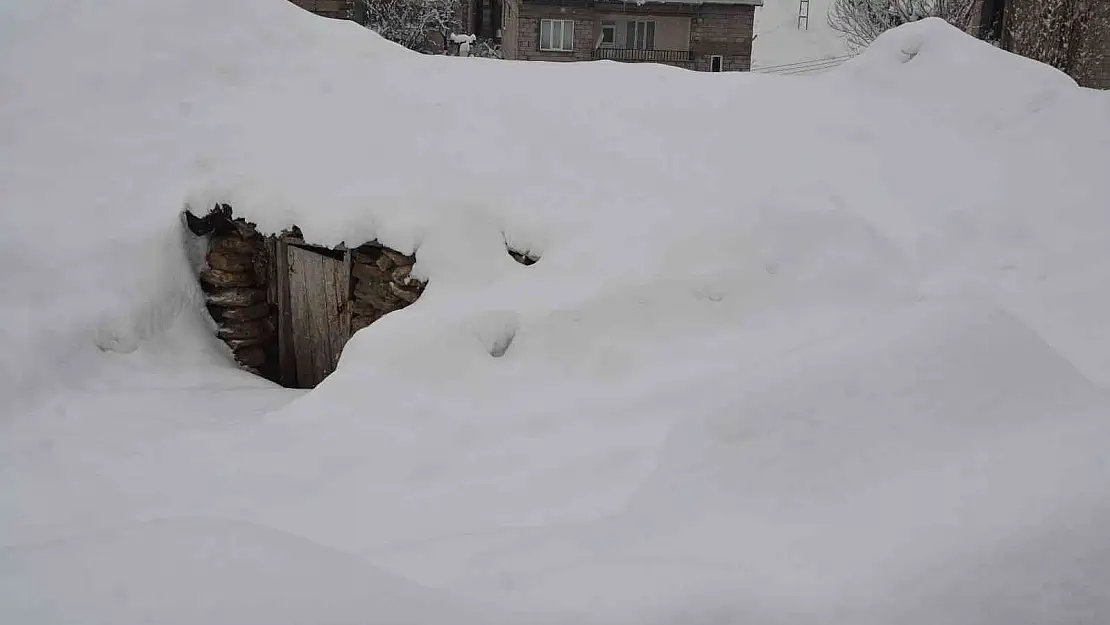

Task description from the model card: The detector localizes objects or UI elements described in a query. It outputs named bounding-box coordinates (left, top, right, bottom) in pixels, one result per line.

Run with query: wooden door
left=286, top=243, right=351, bottom=388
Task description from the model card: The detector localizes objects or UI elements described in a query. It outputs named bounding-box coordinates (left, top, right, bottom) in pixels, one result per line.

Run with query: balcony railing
left=592, top=48, right=695, bottom=65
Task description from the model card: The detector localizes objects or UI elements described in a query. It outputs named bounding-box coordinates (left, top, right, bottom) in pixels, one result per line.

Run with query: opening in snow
left=489, top=330, right=515, bottom=358
left=507, top=247, right=539, bottom=266
left=185, top=206, right=425, bottom=389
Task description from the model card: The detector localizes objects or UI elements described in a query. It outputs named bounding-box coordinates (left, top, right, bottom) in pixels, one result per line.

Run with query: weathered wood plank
left=287, top=244, right=350, bottom=388
left=274, top=237, right=297, bottom=388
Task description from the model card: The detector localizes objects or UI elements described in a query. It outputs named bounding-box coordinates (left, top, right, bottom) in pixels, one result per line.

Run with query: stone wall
left=198, top=215, right=280, bottom=382
left=187, top=207, right=425, bottom=388
left=690, top=5, right=755, bottom=72
left=348, top=242, right=424, bottom=333
left=512, top=4, right=598, bottom=62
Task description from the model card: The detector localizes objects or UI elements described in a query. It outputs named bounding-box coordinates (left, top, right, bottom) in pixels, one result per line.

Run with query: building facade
left=288, top=0, right=759, bottom=73
left=288, top=0, right=366, bottom=22
left=498, top=0, right=759, bottom=71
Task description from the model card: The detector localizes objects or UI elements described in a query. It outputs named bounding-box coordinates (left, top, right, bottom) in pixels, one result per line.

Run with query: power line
left=774, top=58, right=850, bottom=75
left=752, top=54, right=853, bottom=73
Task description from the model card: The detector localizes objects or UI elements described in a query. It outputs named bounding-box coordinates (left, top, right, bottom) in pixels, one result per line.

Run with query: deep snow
left=2, top=1, right=1110, bottom=624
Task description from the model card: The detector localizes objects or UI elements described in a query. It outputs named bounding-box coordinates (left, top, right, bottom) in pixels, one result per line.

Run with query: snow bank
left=3, top=1, right=1110, bottom=624
left=0, top=518, right=510, bottom=625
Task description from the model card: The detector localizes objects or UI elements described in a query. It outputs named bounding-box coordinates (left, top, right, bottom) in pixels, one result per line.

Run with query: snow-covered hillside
left=754, top=0, right=849, bottom=69
left=3, top=1, right=1110, bottom=624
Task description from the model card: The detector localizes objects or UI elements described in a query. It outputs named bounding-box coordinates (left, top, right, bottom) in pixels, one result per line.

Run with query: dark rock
left=352, top=245, right=383, bottom=265
left=353, top=281, right=401, bottom=310
left=351, top=261, right=391, bottom=284
left=201, top=267, right=255, bottom=288
left=351, top=300, right=385, bottom=319
left=351, top=316, right=376, bottom=332
left=210, top=235, right=260, bottom=255
left=234, top=346, right=267, bottom=368
left=217, top=318, right=274, bottom=340
left=380, top=247, right=414, bottom=266
left=223, top=335, right=273, bottom=351
left=388, top=282, right=420, bottom=304
left=206, top=288, right=267, bottom=307
left=391, top=265, right=414, bottom=285
left=208, top=302, right=270, bottom=323
left=207, top=251, right=255, bottom=273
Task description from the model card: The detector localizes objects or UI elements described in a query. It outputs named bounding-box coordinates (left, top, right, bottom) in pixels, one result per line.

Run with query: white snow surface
left=3, top=1, right=1110, bottom=624
left=753, top=0, right=849, bottom=69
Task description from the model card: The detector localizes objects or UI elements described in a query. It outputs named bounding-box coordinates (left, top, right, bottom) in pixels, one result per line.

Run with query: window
left=600, top=21, right=616, bottom=47
left=710, top=55, right=723, bottom=72
left=625, top=20, right=656, bottom=50
left=540, top=19, right=574, bottom=52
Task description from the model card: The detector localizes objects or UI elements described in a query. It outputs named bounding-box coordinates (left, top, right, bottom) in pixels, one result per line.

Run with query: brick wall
left=690, top=5, right=755, bottom=71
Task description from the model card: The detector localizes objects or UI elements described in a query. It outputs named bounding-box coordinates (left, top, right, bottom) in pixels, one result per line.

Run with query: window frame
left=539, top=19, right=575, bottom=52
left=600, top=21, right=617, bottom=48
left=625, top=19, right=657, bottom=50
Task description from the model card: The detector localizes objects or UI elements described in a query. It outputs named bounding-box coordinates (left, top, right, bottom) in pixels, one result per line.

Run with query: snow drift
left=2, top=1, right=1110, bottom=623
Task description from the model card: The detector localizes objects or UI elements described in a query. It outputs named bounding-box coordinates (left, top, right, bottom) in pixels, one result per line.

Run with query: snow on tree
left=828, top=0, right=977, bottom=49
left=360, top=0, right=461, bottom=54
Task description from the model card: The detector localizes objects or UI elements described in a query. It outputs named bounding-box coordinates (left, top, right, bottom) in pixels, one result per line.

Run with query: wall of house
left=690, top=5, right=755, bottom=71
left=288, top=0, right=357, bottom=20
left=597, top=15, right=692, bottom=51
left=456, top=0, right=476, bottom=33
left=502, top=0, right=521, bottom=58
left=502, top=1, right=754, bottom=71
left=512, top=5, right=598, bottom=62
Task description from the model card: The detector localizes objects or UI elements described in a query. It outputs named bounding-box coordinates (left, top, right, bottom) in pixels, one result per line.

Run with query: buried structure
left=185, top=205, right=426, bottom=388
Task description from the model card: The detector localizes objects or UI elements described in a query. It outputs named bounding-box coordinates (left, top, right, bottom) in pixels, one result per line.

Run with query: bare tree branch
left=828, top=0, right=976, bottom=50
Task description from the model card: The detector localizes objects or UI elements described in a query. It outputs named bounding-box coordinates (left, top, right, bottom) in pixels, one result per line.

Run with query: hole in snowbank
left=184, top=205, right=425, bottom=389
left=489, top=330, right=515, bottom=358
left=508, top=247, right=539, bottom=266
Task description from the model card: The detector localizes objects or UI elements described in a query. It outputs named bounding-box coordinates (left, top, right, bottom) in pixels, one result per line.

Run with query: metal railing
left=592, top=48, right=695, bottom=64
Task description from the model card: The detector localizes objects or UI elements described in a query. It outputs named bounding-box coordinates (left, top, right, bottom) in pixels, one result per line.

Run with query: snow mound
left=0, top=518, right=510, bottom=625
left=3, top=1, right=1110, bottom=624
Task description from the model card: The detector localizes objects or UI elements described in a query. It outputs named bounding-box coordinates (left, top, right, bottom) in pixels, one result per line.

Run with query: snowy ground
left=3, top=1, right=1110, bottom=624
left=753, top=0, right=850, bottom=70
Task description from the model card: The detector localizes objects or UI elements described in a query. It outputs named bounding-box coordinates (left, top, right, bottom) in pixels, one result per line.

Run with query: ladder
left=798, top=0, right=810, bottom=30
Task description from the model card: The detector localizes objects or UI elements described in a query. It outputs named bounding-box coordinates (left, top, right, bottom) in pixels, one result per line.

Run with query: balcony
left=592, top=48, right=695, bottom=66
